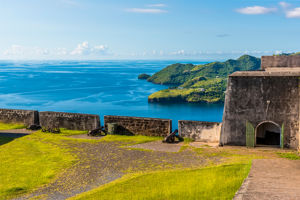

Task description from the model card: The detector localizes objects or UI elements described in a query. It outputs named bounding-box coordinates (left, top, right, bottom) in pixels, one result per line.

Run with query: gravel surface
left=129, top=141, right=183, bottom=152
left=17, top=140, right=209, bottom=200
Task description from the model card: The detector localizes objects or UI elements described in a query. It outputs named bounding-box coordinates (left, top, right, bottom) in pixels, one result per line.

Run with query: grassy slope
left=148, top=55, right=260, bottom=103
left=100, top=135, right=162, bottom=145
left=70, top=164, right=250, bottom=200
left=0, top=122, right=26, bottom=130
left=0, top=130, right=163, bottom=199
left=0, top=133, right=77, bottom=199
left=0, top=128, right=290, bottom=200
left=70, top=135, right=280, bottom=200
left=35, top=128, right=88, bottom=136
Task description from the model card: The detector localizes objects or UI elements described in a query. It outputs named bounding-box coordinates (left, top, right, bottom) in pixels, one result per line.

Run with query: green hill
left=147, top=55, right=260, bottom=103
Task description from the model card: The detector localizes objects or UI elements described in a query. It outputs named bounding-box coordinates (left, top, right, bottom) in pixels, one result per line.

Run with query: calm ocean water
left=0, top=60, right=224, bottom=129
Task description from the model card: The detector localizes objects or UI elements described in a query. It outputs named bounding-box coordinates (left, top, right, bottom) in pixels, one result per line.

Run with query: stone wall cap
left=40, top=111, right=99, bottom=117
left=230, top=71, right=300, bottom=77
left=104, top=115, right=171, bottom=121
left=179, top=120, right=221, bottom=124
left=0, top=108, right=38, bottom=112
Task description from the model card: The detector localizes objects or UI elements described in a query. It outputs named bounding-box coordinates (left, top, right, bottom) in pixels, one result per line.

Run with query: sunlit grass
left=70, top=164, right=251, bottom=200
left=0, top=134, right=77, bottom=199
left=35, top=128, right=88, bottom=136
left=277, top=152, right=300, bottom=160
left=0, top=122, right=26, bottom=130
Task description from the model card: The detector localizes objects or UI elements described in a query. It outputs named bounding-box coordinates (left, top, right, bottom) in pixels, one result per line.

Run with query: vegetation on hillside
left=147, top=55, right=260, bottom=103
left=138, top=73, right=151, bottom=80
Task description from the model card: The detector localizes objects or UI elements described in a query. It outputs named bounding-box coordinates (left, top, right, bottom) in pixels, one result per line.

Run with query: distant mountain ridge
left=146, top=55, right=261, bottom=103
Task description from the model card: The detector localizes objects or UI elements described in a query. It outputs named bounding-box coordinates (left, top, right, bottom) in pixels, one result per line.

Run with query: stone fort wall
left=0, top=108, right=222, bottom=141
left=221, top=75, right=299, bottom=149
left=179, top=120, right=221, bottom=143
left=104, top=115, right=172, bottom=137
left=39, top=111, right=100, bottom=131
left=0, top=108, right=39, bottom=126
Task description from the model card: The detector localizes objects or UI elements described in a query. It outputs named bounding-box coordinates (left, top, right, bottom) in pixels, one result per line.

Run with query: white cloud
left=70, top=41, right=108, bottom=55
left=3, top=45, right=50, bottom=57
left=55, top=48, right=68, bottom=56
left=147, top=4, right=166, bottom=8
left=236, top=6, right=277, bottom=15
left=2, top=42, right=109, bottom=59
left=93, top=45, right=108, bottom=53
left=70, top=41, right=90, bottom=55
left=126, top=8, right=167, bottom=14
left=3, top=45, right=25, bottom=56
left=286, top=7, right=300, bottom=18
left=170, top=50, right=185, bottom=56
left=279, top=1, right=290, bottom=9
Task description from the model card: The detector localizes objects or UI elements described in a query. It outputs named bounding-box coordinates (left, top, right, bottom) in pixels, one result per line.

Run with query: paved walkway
left=234, top=159, right=300, bottom=200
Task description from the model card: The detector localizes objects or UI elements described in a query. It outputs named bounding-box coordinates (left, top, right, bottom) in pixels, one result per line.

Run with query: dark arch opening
left=256, top=122, right=280, bottom=146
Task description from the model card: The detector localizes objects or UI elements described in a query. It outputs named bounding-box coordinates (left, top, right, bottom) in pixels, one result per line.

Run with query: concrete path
left=234, top=159, right=300, bottom=200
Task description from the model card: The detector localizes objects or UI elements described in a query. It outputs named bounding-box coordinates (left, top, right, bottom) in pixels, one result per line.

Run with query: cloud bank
left=70, top=41, right=108, bottom=55
left=236, top=6, right=277, bottom=15
left=237, top=2, right=300, bottom=18
left=126, top=3, right=167, bottom=14
left=2, top=41, right=109, bottom=59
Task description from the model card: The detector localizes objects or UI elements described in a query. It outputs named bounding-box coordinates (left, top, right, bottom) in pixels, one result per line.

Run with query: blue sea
left=0, top=60, right=224, bottom=129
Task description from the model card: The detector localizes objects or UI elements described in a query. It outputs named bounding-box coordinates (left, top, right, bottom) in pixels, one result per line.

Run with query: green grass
left=0, top=122, right=26, bottom=130
left=0, top=134, right=77, bottom=199
left=277, top=152, right=300, bottom=160
left=70, top=164, right=251, bottom=200
left=35, top=128, right=88, bottom=136
left=100, top=135, right=162, bottom=145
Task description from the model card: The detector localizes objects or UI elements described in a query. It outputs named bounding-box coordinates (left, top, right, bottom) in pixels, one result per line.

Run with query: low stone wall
left=104, top=115, right=172, bottom=137
left=39, top=111, right=100, bottom=131
left=0, top=108, right=39, bottom=126
left=179, top=120, right=221, bottom=143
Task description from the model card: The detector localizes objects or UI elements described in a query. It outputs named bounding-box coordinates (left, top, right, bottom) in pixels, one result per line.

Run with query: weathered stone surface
left=179, top=120, right=221, bottom=142
left=0, top=108, right=39, bottom=126
left=261, top=55, right=300, bottom=69
left=104, top=115, right=172, bottom=137
left=221, top=75, right=299, bottom=149
left=39, top=111, right=100, bottom=131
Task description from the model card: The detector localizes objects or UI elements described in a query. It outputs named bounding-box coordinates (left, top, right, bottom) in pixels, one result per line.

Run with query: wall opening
left=256, top=121, right=281, bottom=146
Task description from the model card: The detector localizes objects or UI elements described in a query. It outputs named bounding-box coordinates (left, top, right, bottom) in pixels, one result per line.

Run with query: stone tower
left=221, top=55, right=300, bottom=149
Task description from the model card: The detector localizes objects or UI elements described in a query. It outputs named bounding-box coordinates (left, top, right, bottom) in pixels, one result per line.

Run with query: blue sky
left=1, top=0, right=300, bottom=60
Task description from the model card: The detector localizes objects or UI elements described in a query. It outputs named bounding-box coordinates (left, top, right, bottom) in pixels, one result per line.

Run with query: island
left=138, top=73, right=151, bottom=80
left=146, top=55, right=261, bottom=103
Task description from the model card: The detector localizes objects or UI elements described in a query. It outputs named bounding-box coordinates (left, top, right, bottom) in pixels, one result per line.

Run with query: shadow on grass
left=0, top=133, right=28, bottom=146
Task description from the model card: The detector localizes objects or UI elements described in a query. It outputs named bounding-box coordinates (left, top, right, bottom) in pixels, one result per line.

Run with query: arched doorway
left=255, top=121, right=281, bottom=147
